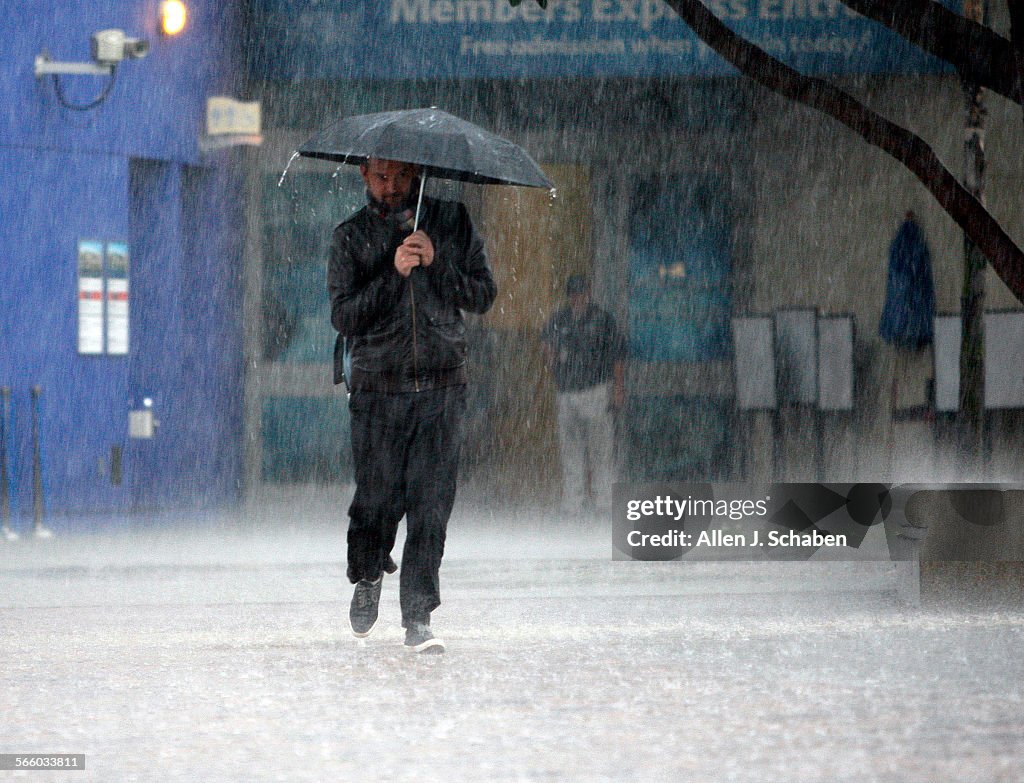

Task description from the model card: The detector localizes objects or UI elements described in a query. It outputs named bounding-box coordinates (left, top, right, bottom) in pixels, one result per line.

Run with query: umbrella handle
left=413, top=175, right=426, bottom=232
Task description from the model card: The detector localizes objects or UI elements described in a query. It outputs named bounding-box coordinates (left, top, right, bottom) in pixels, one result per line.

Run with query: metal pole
left=1, top=387, right=16, bottom=541
left=958, top=0, right=988, bottom=470
left=30, top=386, right=53, bottom=539
left=814, top=409, right=825, bottom=482
left=771, top=409, right=782, bottom=482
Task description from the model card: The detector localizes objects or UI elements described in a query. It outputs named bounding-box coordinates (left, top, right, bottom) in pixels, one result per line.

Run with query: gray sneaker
left=404, top=622, right=445, bottom=654
left=349, top=576, right=382, bottom=638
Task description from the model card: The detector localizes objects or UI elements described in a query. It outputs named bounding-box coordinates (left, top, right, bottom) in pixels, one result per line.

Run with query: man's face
left=361, top=158, right=419, bottom=209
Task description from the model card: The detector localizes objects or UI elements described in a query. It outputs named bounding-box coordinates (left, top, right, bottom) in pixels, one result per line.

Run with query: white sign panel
left=732, top=317, right=777, bottom=410
left=774, top=309, right=818, bottom=406
left=817, top=316, right=855, bottom=411
left=207, top=96, right=261, bottom=136
left=985, top=311, right=1024, bottom=409
left=105, top=241, right=129, bottom=356
left=933, top=315, right=961, bottom=412
left=77, top=240, right=104, bottom=354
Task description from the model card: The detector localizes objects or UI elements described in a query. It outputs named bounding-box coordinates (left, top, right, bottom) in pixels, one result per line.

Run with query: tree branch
left=840, top=0, right=1023, bottom=105
left=662, top=0, right=1024, bottom=304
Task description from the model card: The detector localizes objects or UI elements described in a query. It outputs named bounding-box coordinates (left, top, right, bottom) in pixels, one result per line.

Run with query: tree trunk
left=959, top=0, right=988, bottom=466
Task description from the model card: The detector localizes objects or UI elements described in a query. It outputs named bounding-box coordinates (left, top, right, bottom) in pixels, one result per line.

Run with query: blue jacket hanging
left=879, top=217, right=936, bottom=350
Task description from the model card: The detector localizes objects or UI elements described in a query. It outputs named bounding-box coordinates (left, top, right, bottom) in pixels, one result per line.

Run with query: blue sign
left=250, top=0, right=951, bottom=80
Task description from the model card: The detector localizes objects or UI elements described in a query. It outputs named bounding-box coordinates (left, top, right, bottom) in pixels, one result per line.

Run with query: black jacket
left=328, top=197, right=496, bottom=392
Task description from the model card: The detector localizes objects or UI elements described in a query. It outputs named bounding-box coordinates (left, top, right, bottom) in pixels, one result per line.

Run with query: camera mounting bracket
left=34, top=51, right=113, bottom=78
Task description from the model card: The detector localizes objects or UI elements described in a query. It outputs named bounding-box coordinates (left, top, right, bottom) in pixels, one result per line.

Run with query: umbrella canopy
left=879, top=214, right=936, bottom=350
left=296, top=108, right=553, bottom=190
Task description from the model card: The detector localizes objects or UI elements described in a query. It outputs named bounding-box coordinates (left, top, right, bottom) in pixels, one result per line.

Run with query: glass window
left=260, top=169, right=364, bottom=363
left=261, top=397, right=352, bottom=483
left=628, top=174, right=733, bottom=362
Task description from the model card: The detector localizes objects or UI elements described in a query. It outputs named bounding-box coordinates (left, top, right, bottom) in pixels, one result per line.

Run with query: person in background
left=541, top=274, right=626, bottom=516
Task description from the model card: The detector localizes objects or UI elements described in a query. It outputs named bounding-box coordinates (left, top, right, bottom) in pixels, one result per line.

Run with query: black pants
left=346, top=385, right=465, bottom=627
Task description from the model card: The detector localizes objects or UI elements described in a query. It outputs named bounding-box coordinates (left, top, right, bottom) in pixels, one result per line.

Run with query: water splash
left=278, top=151, right=300, bottom=187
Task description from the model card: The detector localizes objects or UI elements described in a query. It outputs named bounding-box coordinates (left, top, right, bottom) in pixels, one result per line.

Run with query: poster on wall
left=105, top=241, right=130, bottom=355
left=77, top=240, right=105, bottom=354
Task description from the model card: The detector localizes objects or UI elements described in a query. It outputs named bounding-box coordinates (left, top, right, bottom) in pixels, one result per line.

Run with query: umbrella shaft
left=413, top=176, right=426, bottom=232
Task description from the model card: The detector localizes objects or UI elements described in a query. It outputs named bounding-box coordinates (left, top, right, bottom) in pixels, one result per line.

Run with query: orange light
left=160, top=0, right=187, bottom=35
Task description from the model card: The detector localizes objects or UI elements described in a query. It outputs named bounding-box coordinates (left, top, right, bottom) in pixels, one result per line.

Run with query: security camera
left=124, top=37, right=150, bottom=59
left=90, top=29, right=149, bottom=65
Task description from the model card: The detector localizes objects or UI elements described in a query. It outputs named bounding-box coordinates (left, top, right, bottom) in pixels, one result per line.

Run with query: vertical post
left=814, top=410, right=825, bottom=482
left=958, top=0, right=988, bottom=471
left=30, top=385, right=53, bottom=539
left=1, top=387, right=16, bottom=541
left=771, top=410, right=783, bottom=481
left=241, top=146, right=265, bottom=503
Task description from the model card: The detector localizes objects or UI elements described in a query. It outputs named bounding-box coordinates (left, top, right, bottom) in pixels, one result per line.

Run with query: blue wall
left=3, top=0, right=237, bottom=164
left=0, top=1, right=246, bottom=522
left=0, top=150, right=131, bottom=515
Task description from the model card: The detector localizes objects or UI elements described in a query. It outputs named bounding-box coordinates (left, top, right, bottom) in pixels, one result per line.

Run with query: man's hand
left=394, top=231, right=435, bottom=278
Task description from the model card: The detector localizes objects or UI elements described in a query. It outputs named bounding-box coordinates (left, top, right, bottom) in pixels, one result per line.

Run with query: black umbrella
left=297, top=108, right=553, bottom=228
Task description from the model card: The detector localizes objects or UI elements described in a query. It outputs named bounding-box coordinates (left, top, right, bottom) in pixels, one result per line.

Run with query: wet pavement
left=1, top=495, right=1022, bottom=782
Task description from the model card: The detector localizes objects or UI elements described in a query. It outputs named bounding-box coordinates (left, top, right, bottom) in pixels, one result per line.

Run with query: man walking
left=541, top=275, right=626, bottom=516
left=328, top=158, right=496, bottom=653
